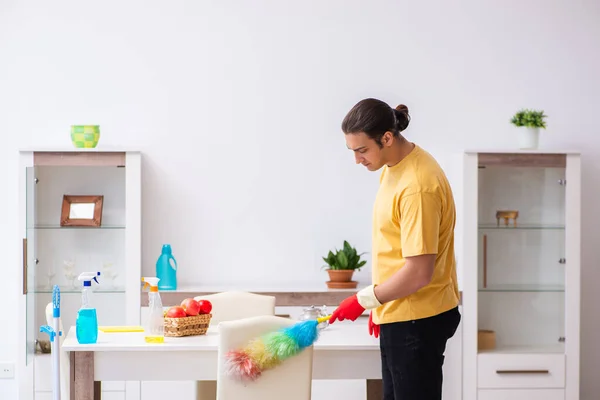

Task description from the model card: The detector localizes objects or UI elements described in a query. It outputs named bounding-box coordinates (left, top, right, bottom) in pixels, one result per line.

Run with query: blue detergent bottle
left=156, top=244, right=178, bottom=290
left=76, top=272, right=100, bottom=344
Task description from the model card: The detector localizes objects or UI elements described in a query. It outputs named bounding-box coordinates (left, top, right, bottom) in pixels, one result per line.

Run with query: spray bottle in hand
left=76, top=272, right=100, bottom=344
left=142, top=277, right=164, bottom=343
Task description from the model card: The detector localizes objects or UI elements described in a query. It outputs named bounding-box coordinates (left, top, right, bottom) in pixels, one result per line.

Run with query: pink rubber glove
left=368, top=311, right=379, bottom=338
left=329, top=294, right=365, bottom=324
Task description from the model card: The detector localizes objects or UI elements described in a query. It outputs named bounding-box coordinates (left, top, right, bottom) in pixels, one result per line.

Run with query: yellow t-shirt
left=371, top=144, right=460, bottom=324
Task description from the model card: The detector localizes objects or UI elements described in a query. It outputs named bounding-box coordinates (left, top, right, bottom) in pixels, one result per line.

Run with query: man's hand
left=329, top=294, right=365, bottom=323
left=368, top=311, right=379, bottom=338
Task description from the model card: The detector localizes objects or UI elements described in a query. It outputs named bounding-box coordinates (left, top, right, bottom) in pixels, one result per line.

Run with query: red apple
left=181, top=298, right=200, bottom=316
left=166, top=306, right=187, bottom=318
left=197, top=299, right=212, bottom=315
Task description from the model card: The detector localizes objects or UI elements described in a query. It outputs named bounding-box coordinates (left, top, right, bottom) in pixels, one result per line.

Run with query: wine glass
left=63, top=259, right=77, bottom=289
left=102, top=262, right=118, bottom=289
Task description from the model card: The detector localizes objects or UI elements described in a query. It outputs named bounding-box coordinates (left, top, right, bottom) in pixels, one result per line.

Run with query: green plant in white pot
left=322, top=240, right=367, bottom=289
left=510, top=109, right=547, bottom=149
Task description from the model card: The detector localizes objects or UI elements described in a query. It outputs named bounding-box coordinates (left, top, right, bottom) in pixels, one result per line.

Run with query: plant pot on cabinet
left=326, top=269, right=358, bottom=289
left=517, top=127, right=540, bottom=149
left=510, top=109, right=546, bottom=149
left=322, top=240, right=366, bottom=289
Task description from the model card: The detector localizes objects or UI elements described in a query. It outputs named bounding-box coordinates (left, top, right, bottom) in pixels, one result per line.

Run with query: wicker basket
left=164, top=313, right=212, bottom=337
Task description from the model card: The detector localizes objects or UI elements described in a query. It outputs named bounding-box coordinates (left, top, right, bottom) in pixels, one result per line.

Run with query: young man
left=328, top=98, right=461, bottom=399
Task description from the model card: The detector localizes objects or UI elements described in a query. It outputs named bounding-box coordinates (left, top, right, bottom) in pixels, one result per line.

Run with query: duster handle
left=317, top=315, right=331, bottom=323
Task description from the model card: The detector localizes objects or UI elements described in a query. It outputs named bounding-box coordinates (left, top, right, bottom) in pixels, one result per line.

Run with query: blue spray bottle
left=76, top=272, right=100, bottom=344
left=156, top=244, right=177, bottom=290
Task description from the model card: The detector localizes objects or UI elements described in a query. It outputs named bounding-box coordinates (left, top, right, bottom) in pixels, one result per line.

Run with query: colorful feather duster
left=224, top=315, right=331, bottom=382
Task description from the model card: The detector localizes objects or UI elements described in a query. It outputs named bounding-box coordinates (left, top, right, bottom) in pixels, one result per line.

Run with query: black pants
left=379, top=306, right=461, bottom=400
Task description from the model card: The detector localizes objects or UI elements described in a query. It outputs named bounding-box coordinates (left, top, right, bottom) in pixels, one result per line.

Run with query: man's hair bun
left=393, top=104, right=410, bottom=132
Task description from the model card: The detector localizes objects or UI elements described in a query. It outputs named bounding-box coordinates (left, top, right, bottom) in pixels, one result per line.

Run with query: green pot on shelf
left=70, top=125, right=100, bottom=148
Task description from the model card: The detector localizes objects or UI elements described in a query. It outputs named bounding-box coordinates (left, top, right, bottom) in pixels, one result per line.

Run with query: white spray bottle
left=142, top=277, right=164, bottom=343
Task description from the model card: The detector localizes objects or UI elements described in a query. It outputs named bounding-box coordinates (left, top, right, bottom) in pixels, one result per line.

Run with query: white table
left=62, top=322, right=383, bottom=400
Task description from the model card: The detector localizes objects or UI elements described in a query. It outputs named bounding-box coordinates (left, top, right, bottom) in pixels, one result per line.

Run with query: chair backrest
left=216, top=315, right=313, bottom=400
left=194, top=291, right=276, bottom=326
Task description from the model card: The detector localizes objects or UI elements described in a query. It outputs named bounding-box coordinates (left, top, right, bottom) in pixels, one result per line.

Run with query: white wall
left=1, top=0, right=600, bottom=398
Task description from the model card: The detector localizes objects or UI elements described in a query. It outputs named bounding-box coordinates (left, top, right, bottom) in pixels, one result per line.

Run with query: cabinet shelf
left=478, top=224, right=564, bottom=230
left=479, top=284, right=564, bottom=293
left=29, top=225, right=125, bottom=230
left=34, top=287, right=125, bottom=294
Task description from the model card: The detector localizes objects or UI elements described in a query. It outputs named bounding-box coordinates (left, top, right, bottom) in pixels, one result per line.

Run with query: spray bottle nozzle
left=78, top=272, right=101, bottom=287
left=141, top=277, right=160, bottom=291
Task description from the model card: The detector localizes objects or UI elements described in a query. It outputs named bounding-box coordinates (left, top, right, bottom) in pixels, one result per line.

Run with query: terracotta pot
left=327, top=269, right=354, bottom=282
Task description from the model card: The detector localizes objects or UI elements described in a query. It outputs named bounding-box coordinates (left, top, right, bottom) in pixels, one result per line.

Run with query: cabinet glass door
left=25, top=167, right=37, bottom=366
left=477, top=155, right=566, bottom=353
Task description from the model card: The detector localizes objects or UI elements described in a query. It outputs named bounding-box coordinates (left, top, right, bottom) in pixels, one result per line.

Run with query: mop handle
left=52, top=286, right=61, bottom=400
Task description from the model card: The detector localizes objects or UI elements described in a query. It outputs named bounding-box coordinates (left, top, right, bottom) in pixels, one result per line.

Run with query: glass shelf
left=34, top=287, right=125, bottom=294
left=479, top=284, right=564, bottom=292
left=30, top=225, right=125, bottom=230
left=478, top=223, right=564, bottom=230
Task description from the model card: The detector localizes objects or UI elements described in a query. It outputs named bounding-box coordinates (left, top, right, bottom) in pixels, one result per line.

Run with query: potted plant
left=322, top=240, right=367, bottom=289
left=510, top=108, right=547, bottom=149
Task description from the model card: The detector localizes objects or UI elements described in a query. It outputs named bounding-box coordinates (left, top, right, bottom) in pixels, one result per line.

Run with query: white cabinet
left=462, top=150, right=581, bottom=399
left=18, top=149, right=142, bottom=400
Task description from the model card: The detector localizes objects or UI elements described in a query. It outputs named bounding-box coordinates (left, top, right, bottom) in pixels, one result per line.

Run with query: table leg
left=366, top=379, right=382, bottom=400
left=69, top=351, right=98, bottom=399
left=94, top=381, right=102, bottom=399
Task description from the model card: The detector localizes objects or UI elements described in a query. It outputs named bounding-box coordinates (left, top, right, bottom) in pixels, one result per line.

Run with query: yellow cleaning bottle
left=141, top=277, right=164, bottom=343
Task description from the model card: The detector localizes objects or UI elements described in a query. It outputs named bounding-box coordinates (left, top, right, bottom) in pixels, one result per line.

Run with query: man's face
left=345, top=131, right=392, bottom=171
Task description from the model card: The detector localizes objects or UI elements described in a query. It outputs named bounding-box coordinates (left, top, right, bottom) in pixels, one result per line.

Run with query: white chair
left=216, top=315, right=313, bottom=400
left=194, top=291, right=276, bottom=399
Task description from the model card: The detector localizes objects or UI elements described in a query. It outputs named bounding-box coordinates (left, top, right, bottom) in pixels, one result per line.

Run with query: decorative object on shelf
left=60, top=195, right=104, bottom=227
left=63, top=260, right=77, bottom=289
left=322, top=240, right=366, bottom=289
left=45, top=265, right=56, bottom=290
left=298, top=305, right=330, bottom=330
left=70, top=125, right=100, bottom=148
left=163, top=297, right=212, bottom=337
left=224, top=314, right=331, bottom=382
left=477, top=329, right=496, bottom=351
left=495, top=210, right=518, bottom=227
left=510, top=109, right=547, bottom=149
left=156, top=244, right=178, bottom=290
left=102, top=262, right=118, bottom=289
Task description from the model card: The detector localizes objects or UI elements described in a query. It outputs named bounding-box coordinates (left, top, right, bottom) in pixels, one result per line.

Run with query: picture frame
left=60, top=195, right=104, bottom=227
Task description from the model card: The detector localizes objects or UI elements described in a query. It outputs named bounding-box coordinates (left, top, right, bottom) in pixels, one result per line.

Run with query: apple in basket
left=181, top=298, right=201, bottom=316
left=197, top=299, right=212, bottom=315
left=165, top=306, right=187, bottom=318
